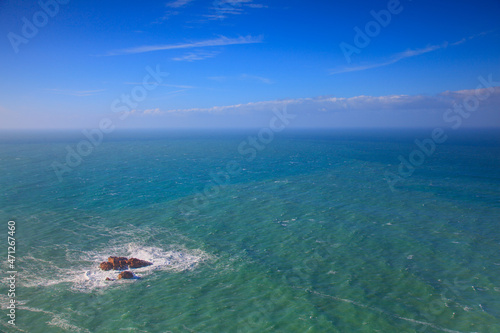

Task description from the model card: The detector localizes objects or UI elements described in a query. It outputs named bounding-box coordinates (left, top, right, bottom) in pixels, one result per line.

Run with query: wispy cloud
left=208, top=0, right=267, bottom=20
left=331, top=32, right=491, bottom=75
left=331, top=43, right=444, bottom=75
left=107, top=35, right=263, bottom=56
left=124, top=82, right=195, bottom=89
left=153, top=0, right=194, bottom=23
left=143, top=108, right=162, bottom=115
left=45, top=89, right=105, bottom=97
left=166, top=0, right=194, bottom=8
left=155, top=0, right=267, bottom=24
left=208, top=74, right=273, bottom=84
left=240, top=74, right=273, bottom=84
left=151, top=12, right=179, bottom=24
left=172, top=51, right=220, bottom=62
left=128, top=86, right=500, bottom=116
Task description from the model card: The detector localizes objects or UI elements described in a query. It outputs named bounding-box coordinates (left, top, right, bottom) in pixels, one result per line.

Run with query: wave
left=0, top=294, right=89, bottom=333
left=19, top=242, right=212, bottom=292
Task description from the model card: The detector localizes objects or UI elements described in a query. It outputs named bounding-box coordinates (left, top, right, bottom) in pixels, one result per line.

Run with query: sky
left=0, top=0, right=499, bottom=129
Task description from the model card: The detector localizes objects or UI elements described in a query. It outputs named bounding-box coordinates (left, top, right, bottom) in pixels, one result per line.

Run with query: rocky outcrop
left=100, top=262, right=113, bottom=271
left=108, top=256, right=128, bottom=270
left=118, top=271, right=134, bottom=279
left=127, top=258, right=152, bottom=268
left=99, top=256, right=152, bottom=281
left=99, top=256, right=152, bottom=271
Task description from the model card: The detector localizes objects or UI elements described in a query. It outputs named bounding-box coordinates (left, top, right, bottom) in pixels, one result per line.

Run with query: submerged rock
left=118, top=271, right=134, bottom=279
left=127, top=258, right=152, bottom=268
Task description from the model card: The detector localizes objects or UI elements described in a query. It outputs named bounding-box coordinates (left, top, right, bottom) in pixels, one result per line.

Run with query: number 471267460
left=8, top=221, right=16, bottom=237
left=8, top=221, right=16, bottom=268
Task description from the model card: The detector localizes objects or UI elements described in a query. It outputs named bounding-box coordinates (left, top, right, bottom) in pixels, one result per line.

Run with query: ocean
left=0, top=129, right=499, bottom=332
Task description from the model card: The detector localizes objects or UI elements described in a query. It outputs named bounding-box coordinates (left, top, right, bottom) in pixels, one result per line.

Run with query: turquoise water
left=1, top=129, right=499, bottom=332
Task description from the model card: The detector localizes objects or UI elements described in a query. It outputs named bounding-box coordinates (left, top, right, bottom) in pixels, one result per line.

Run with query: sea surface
left=0, top=129, right=499, bottom=333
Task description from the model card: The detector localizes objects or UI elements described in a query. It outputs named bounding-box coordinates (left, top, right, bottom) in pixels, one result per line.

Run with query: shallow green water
left=0, top=130, right=499, bottom=332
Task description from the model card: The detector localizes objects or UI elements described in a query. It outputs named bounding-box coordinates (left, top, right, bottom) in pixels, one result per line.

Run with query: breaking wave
left=18, top=242, right=212, bottom=292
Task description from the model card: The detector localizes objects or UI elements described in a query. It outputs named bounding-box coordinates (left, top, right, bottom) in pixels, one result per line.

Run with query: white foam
left=0, top=321, right=28, bottom=332
left=0, top=294, right=26, bottom=308
left=0, top=301, right=90, bottom=333
left=19, top=242, right=212, bottom=292
left=309, top=289, right=465, bottom=333
left=47, top=314, right=91, bottom=333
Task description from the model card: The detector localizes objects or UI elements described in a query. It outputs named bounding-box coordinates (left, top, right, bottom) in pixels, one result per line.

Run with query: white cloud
left=166, top=0, right=194, bottom=8
left=143, top=108, right=162, bottom=115
left=208, top=0, right=267, bottom=20
left=240, top=74, right=273, bottom=84
left=331, top=43, right=447, bottom=75
left=172, top=51, right=219, bottom=62
left=151, top=11, right=179, bottom=24
left=130, top=86, right=500, bottom=117
left=153, top=0, right=194, bottom=23
left=108, top=35, right=263, bottom=56
left=208, top=74, right=273, bottom=84
left=124, top=82, right=195, bottom=89
left=331, top=32, right=490, bottom=75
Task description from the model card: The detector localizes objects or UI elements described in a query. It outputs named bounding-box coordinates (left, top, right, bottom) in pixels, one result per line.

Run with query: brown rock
left=118, top=271, right=134, bottom=279
left=100, top=262, right=113, bottom=271
left=108, top=256, right=128, bottom=270
left=127, top=258, right=152, bottom=268
left=105, top=277, right=114, bottom=281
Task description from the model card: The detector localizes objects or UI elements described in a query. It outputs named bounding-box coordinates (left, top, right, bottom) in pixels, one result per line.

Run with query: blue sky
left=1, top=0, right=499, bottom=129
